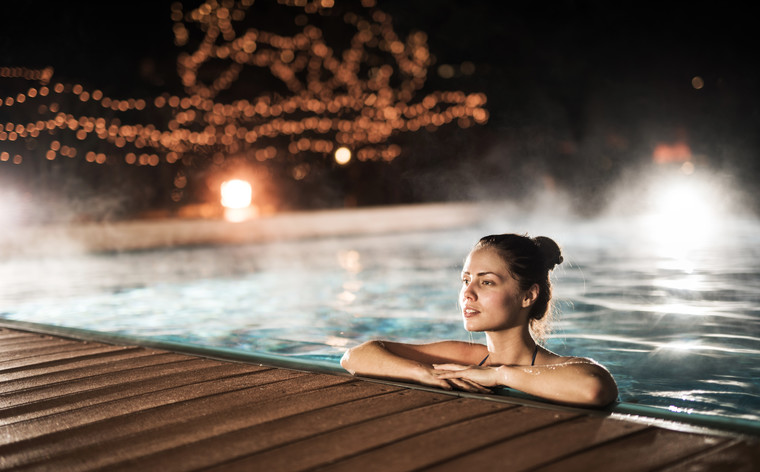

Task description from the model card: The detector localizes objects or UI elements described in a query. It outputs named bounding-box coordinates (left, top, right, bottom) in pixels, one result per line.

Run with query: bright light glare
left=643, top=175, right=719, bottom=252
left=663, top=340, right=700, bottom=352
left=224, top=206, right=257, bottom=223
left=654, top=180, right=707, bottom=220
left=220, top=179, right=252, bottom=209
left=334, top=147, right=351, bottom=165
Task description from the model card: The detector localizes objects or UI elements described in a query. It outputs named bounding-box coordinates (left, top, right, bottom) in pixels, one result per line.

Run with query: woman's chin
left=463, top=320, right=484, bottom=332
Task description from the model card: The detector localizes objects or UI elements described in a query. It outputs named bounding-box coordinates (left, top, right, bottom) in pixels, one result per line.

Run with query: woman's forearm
left=341, top=340, right=427, bottom=381
left=341, top=340, right=460, bottom=390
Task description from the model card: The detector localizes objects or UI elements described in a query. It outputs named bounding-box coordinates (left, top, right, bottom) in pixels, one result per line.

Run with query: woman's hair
left=473, top=233, right=563, bottom=342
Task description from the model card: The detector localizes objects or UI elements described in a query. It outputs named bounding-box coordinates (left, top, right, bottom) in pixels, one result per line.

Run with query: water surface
left=3, top=209, right=760, bottom=423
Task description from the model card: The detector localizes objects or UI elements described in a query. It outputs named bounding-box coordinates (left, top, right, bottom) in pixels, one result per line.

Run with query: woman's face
left=459, top=247, right=530, bottom=332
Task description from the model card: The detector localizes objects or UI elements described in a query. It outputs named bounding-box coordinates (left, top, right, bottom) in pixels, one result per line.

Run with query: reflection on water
left=548, top=192, right=760, bottom=419
left=2, top=207, right=760, bottom=422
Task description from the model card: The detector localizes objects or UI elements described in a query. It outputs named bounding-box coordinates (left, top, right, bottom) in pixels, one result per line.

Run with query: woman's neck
left=484, top=327, right=536, bottom=366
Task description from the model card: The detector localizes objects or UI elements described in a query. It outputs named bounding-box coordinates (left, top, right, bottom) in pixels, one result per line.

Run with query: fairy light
left=0, top=0, right=487, bottom=206
left=334, top=146, right=351, bottom=165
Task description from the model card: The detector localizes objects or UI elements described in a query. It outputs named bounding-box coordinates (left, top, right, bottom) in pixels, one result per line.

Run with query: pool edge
left=2, top=318, right=758, bottom=440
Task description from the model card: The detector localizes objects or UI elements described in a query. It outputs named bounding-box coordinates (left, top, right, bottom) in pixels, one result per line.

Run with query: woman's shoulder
left=537, top=347, right=607, bottom=367
left=536, top=347, right=586, bottom=364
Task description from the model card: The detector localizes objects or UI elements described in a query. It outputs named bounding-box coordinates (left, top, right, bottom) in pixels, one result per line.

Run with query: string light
left=0, top=0, right=487, bottom=202
left=334, top=146, right=351, bottom=165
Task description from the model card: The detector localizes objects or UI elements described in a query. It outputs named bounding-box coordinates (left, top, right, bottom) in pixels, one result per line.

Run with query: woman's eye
left=462, top=278, right=470, bottom=285
left=482, top=280, right=494, bottom=286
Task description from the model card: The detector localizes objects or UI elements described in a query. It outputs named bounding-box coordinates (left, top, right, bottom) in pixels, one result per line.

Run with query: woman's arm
left=340, top=340, right=489, bottom=392
left=433, top=358, right=618, bottom=407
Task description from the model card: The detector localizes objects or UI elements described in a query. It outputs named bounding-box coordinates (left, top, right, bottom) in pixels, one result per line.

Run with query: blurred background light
left=334, top=147, right=352, bottom=165
left=220, top=179, right=252, bottom=209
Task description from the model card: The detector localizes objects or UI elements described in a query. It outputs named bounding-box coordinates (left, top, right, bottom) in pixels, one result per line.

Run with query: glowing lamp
left=334, top=147, right=351, bottom=165
left=220, top=179, right=252, bottom=209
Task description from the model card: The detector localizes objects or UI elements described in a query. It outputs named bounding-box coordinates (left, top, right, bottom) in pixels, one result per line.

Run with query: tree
left=0, top=0, right=487, bottom=217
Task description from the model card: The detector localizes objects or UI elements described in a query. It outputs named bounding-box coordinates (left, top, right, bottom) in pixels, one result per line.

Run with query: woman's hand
left=341, top=341, right=490, bottom=392
left=437, top=359, right=619, bottom=407
left=432, top=363, right=499, bottom=393
left=411, top=365, right=460, bottom=391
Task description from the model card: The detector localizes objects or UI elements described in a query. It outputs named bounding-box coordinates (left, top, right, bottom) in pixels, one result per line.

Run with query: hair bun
left=533, top=236, right=563, bottom=270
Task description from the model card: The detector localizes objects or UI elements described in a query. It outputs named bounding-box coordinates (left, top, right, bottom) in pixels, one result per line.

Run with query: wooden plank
left=531, top=427, right=731, bottom=471
left=0, top=327, right=757, bottom=472
left=0, top=374, right=362, bottom=470
left=0, top=345, right=136, bottom=372
left=0, top=367, right=314, bottom=444
left=315, top=405, right=579, bottom=472
left=427, top=414, right=651, bottom=471
left=1, top=358, right=225, bottom=407
left=659, top=438, right=760, bottom=471
left=0, top=360, right=271, bottom=425
left=22, top=380, right=403, bottom=471
left=103, top=387, right=450, bottom=472
left=0, top=337, right=72, bottom=351
left=0, top=330, right=43, bottom=340
left=0, top=341, right=111, bottom=361
left=0, top=352, right=191, bottom=393
left=203, top=397, right=516, bottom=472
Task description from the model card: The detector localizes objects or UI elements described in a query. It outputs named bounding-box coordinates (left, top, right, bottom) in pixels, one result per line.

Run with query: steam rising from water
left=2, top=177, right=760, bottom=420
left=600, top=164, right=750, bottom=240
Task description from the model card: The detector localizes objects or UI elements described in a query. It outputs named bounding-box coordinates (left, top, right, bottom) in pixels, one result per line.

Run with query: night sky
left=1, top=1, right=758, bottom=220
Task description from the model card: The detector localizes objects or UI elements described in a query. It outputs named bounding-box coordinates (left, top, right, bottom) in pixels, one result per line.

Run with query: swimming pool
left=3, top=204, right=760, bottom=428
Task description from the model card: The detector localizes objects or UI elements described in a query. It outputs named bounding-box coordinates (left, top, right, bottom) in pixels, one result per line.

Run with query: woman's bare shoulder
left=538, top=348, right=608, bottom=368
left=423, top=340, right=485, bottom=349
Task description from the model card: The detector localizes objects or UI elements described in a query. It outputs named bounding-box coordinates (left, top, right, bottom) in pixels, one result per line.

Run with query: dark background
left=1, top=1, right=758, bottom=222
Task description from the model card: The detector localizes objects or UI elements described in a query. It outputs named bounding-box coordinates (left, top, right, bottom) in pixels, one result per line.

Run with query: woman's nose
left=462, top=284, right=476, bottom=300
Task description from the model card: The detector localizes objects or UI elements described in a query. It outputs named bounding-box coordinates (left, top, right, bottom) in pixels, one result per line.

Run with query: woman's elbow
left=340, top=340, right=382, bottom=375
left=581, top=376, right=618, bottom=408
left=340, top=348, right=356, bottom=374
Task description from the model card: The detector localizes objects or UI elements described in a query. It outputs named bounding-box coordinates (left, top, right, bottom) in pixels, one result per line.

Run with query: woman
left=341, top=233, right=618, bottom=408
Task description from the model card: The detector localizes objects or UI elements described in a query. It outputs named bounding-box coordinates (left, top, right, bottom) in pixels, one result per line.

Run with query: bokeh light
left=334, top=147, right=352, bottom=165
left=0, top=1, right=488, bottom=219
left=220, top=179, right=252, bottom=209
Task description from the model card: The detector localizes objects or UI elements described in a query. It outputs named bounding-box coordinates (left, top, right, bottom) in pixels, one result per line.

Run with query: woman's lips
left=462, top=306, right=480, bottom=318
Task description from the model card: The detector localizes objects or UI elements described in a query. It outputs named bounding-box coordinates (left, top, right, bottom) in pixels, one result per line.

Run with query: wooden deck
left=1, top=326, right=758, bottom=471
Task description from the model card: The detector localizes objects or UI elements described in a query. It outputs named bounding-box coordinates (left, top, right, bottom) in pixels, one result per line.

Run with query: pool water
left=3, top=211, right=760, bottom=424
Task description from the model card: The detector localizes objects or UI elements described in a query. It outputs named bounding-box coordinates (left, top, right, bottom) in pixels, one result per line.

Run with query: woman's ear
left=522, top=284, right=539, bottom=308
